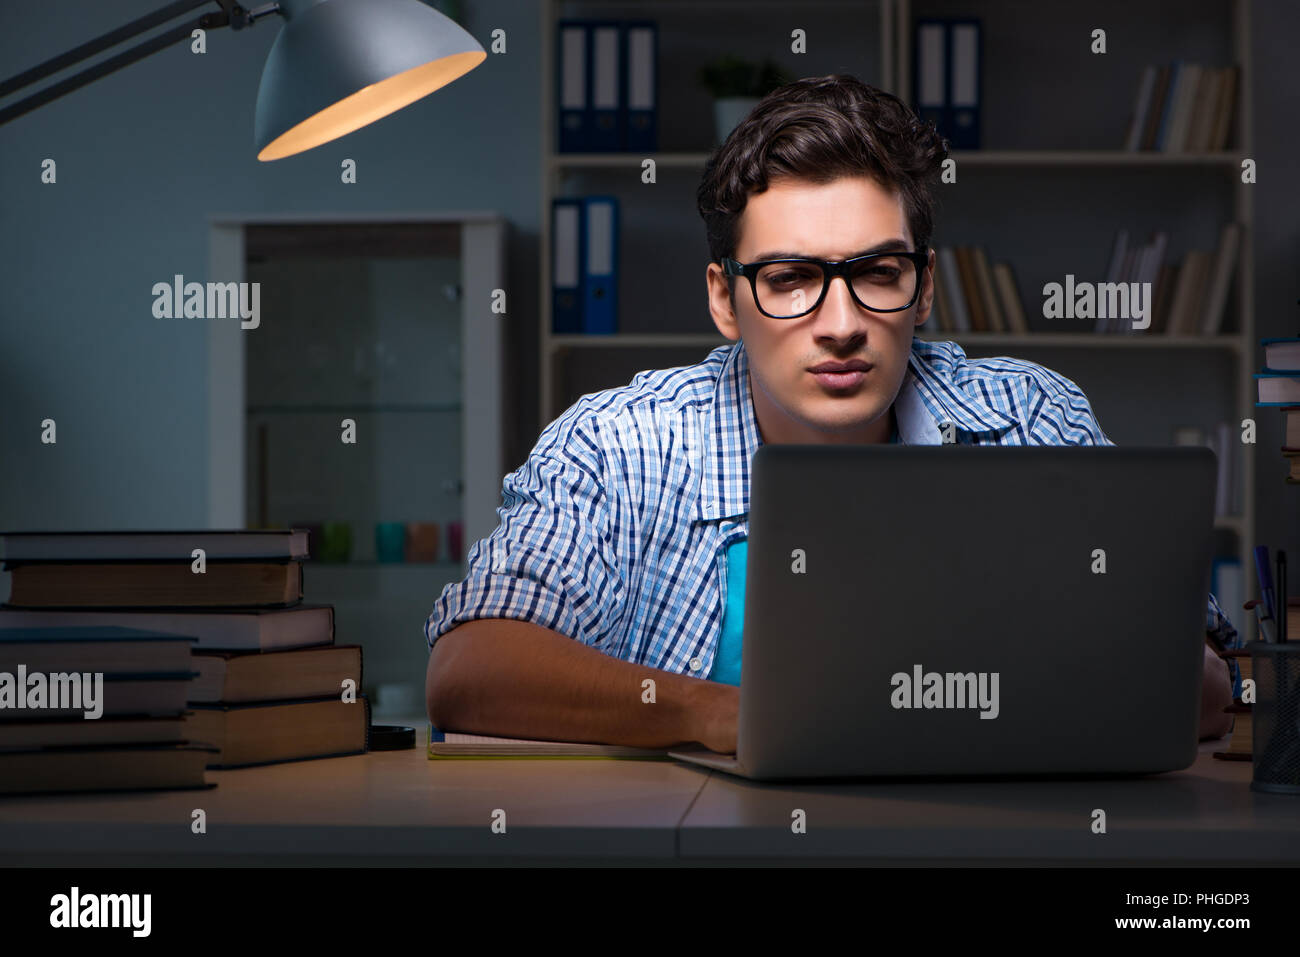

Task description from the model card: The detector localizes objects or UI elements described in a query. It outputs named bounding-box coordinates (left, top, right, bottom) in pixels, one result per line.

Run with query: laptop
left=668, top=445, right=1218, bottom=781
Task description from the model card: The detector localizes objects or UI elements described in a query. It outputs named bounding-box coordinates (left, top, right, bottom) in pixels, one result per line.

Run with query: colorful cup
left=320, top=522, right=352, bottom=563
left=405, top=522, right=440, bottom=562
left=375, top=522, right=406, bottom=563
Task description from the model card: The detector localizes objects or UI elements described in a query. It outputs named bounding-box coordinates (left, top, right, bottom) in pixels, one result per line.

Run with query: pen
left=1256, top=545, right=1276, bottom=623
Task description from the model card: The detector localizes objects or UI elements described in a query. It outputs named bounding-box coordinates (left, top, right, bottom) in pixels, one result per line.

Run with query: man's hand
left=1199, top=642, right=1234, bottom=740
left=697, top=681, right=739, bottom=754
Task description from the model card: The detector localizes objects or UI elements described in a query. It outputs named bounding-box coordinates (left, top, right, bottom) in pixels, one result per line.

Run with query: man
left=425, top=74, right=1235, bottom=753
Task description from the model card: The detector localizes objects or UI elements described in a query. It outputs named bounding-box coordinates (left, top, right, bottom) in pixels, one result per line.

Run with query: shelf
left=306, top=560, right=466, bottom=569
left=551, top=333, right=1242, bottom=350
left=922, top=334, right=1244, bottom=350
left=945, top=151, right=1247, bottom=168
left=550, top=150, right=1247, bottom=170
left=247, top=403, right=461, bottom=414
left=551, top=333, right=730, bottom=348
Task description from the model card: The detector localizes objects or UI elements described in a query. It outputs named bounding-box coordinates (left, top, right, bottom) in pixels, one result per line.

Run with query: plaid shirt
left=425, top=338, right=1238, bottom=673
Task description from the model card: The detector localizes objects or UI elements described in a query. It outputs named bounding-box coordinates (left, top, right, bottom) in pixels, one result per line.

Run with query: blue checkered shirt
left=425, top=339, right=1238, bottom=673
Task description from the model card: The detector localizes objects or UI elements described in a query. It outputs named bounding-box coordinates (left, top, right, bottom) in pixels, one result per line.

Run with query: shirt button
left=689, top=657, right=702, bottom=671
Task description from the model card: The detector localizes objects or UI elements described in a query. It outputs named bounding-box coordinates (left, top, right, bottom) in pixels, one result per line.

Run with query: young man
left=425, top=75, right=1235, bottom=753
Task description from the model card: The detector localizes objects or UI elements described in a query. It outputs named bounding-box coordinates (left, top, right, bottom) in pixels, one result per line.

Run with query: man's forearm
left=426, top=618, right=732, bottom=749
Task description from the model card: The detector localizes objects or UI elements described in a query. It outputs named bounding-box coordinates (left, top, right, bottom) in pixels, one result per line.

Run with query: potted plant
left=699, top=55, right=794, bottom=144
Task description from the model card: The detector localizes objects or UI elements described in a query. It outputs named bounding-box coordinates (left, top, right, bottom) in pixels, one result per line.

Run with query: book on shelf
left=970, top=247, right=1004, bottom=333
left=1165, top=250, right=1211, bottom=336
left=929, top=256, right=954, bottom=332
left=931, top=246, right=1026, bottom=336
left=991, top=263, right=1028, bottom=334
left=1198, top=223, right=1240, bottom=335
left=1149, top=263, right=1177, bottom=334
left=1164, top=63, right=1202, bottom=152
left=953, top=247, right=987, bottom=332
left=1125, top=61, right=1237, bottom=152
left=936, top=247, right=971, bottom=332
left=428, top=726, right=671, bottom=759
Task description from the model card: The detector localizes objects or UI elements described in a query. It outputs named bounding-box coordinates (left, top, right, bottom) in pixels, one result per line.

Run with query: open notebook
left=427, top=725, right=671, bottom=759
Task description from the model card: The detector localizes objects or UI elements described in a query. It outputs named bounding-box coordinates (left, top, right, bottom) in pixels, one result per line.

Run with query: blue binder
left=552, top=198, right=585, bottom=334
left=946, top=19, right=981, bottom=149
left=623, top=21, right=657, bottom=152
left=1154, top=60, right=1183, bottom=150
left=914, top=19, right=981, bottom=149
left=581, top=196, right=618, bottom=335
left=588, top=20, right=623, bottom=152
left=914, top=19, right=948, bottom=136
left=556, top=20, right=590, bottom=152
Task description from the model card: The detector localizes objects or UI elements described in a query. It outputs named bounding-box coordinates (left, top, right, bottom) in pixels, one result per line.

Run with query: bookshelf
left=539, top=0, right=1256, bottom=603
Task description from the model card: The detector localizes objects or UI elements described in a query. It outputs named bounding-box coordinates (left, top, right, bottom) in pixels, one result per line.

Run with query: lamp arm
left=0, top=0, right=284, bottom=127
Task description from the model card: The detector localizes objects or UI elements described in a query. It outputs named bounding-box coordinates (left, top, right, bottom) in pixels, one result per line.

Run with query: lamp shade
left=254, top=0, right=487, bottom=161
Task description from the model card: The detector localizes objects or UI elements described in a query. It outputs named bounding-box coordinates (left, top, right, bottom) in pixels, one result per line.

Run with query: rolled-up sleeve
left=424, top=414, right=626, bottom=653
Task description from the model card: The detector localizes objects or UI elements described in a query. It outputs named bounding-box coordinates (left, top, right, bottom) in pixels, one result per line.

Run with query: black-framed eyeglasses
left=722, top=247, right=929, bottom=319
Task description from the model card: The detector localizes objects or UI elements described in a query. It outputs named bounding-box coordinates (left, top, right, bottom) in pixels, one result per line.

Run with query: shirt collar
left=694, top=339, right=1018, bottom=523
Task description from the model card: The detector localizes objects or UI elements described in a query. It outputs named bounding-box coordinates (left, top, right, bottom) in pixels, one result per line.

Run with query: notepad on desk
left=427, top=725, right=670, bottom=759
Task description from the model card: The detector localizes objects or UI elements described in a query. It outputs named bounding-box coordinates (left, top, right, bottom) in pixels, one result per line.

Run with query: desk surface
left=1, top=733, right=1295, bottom=866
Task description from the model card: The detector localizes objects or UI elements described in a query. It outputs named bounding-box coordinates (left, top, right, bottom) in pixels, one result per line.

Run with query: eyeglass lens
left=753, top=256, right=918, bottom=317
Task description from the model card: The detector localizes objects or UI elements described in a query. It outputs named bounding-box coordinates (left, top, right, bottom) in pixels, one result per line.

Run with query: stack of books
left=0, top=624, right=213, bottom=794
left=0, top=530, right=369, bottom=779
left=925, top=246, right=1028, bottom=335
left=1256, top=338, right=1300, bottom=482
left=1090, top=225, right=1240, bottom=336
left=1122, top=62, right=1238, bottom=152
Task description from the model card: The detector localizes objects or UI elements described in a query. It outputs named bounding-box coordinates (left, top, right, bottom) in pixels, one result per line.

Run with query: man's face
left=706, top=175, right=935, bottom=445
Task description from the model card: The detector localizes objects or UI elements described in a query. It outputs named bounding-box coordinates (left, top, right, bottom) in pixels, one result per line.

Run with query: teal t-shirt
left=708, top=539, right=747, bottom=685
left=709, top=415, right=901, bottom=684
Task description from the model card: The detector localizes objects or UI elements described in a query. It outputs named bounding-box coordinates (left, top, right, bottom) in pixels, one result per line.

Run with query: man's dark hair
left=696, top=74, right=948, bottom=296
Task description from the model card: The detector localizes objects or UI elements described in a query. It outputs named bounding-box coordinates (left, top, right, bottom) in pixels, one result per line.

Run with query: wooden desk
left=1, top=736, right=1295, bottom=866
